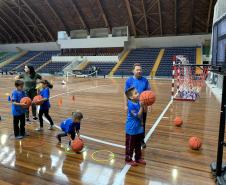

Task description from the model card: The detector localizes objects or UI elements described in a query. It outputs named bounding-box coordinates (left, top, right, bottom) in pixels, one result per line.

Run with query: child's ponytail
left=46, top=80, right=53, bottom=89
left=40, top=80, right=53, bottom=89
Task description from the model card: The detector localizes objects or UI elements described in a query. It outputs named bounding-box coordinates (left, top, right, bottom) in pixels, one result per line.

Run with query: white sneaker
left=16, top=136, right=23, bottom=139
left=48, top=125, right=54, bottom=130
left=66, top=145, right=71, bottom=151
left=35, top=127, right=43, bottom=131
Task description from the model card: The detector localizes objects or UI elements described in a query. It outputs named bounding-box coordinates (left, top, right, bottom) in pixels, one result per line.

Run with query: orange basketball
left=140, top=91, right=156, bottom=106
left=33, top=95, right=43, bottom=105
left=174, top=116, right=183, bottom=127
left=189, top=137, right=202, bottom=150
left=20, top=97, right=32, bottom=108
left=71, top=138, right=84, bottom=152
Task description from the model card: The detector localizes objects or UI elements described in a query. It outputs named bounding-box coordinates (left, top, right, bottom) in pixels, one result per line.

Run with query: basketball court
left=0, top=75, right=221, bottom=185
left=0, top=0, right=226, bottom=184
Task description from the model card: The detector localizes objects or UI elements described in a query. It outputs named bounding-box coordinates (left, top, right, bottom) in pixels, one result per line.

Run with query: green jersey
left=19, top=73, right=42, bottom=90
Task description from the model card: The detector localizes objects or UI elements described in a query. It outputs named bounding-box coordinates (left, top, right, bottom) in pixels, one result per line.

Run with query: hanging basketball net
left=171, top=55, right=209, bottom=101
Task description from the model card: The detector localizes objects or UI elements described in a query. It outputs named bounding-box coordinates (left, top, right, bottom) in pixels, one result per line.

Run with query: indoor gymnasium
left=0, top=0, right=225, bottom=185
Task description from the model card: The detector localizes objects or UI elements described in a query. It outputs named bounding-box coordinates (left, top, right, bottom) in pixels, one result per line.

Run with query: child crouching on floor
left=56, top=112, right=83, bottom=146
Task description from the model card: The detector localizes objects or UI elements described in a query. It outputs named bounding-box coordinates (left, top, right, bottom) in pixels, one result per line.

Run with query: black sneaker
left=141, top=141, right=146, bottom=149
left=33, top=116, right=38, bottom=121
left=26, top=118, right=31, bottom=123
left=56, top=135, right=61, bottom=143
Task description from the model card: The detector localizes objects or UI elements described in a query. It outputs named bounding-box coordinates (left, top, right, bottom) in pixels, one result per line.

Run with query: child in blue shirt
left=125, top=63, right=151, bottom=148
left=11, top=80, right=27, bottom=139
left=56, top=112, right=83, bottom=146
left=35, top=80, right=54, bottom=131
left=125, top=87, right=146, bottom=166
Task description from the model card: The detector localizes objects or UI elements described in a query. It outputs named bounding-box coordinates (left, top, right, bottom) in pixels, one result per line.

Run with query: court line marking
left=144, top=99, right=173, bottom=142
left=113, top=99, right=173, bottom=185
left=50, top=84, right=110, bottom=99
left=91, top=150, right=115, bottom=162
left=53, top=124, right=125, bottom=148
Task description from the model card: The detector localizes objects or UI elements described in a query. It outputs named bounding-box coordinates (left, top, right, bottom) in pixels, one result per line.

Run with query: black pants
left=142, top=112, right=147, bottom=142
left=125, top=134, right=142, bottom=161
left=25, top=89, right=37, bottom=118
left=39, top=109, right=54, bottom=127
left=57, top=132, right=75, bottom=144
left=13, top=114, right=25, bottom=137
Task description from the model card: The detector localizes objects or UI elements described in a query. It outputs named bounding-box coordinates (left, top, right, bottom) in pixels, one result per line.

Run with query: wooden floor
left=0, top=76, right=222, bottom=185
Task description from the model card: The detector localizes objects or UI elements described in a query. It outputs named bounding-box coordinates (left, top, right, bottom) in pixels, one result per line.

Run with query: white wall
left=52, top=56, right=80, bottom=62
left=0, top=34, right=211, bottom=52
left=0, top=42, right=60, bottom=52
left=52, top=56, right=118, bottom=62
left=58, top=34, right=209, bottom=49
left=85, top=56, right=118, bottom=62
left=58, top=36, right=128, bottom=49
left=133, top=34, right=211, bottom=48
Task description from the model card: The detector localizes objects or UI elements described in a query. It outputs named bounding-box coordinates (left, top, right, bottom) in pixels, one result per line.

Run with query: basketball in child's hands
left=33, top=95, right=43, bottom=105
left=140, top=91, right=156, bottom=106
left=71, top=138, right=84, bottom=152
left=20, top=97, right=32, bottom=108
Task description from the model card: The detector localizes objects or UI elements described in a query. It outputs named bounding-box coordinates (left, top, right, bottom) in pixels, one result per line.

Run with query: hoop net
left=66, top=71, right=97, bottom=81
left=172, top=55, right=209, bottom=101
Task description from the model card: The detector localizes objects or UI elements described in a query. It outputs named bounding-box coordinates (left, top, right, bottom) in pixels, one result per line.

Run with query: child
left=125, top=87, right=146, bottom=166
left=56, top=112, right=83, bottom=146
left=35, top=80, right=54, bottom=131
left=11, top=80, right=27, bottom=139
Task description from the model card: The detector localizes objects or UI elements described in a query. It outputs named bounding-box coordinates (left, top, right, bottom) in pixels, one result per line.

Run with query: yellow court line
left=109, top=50, right=130, bottom=76
left=150, top=49, right=165, bottom=77
left=196, top=48, right=202, bottom=74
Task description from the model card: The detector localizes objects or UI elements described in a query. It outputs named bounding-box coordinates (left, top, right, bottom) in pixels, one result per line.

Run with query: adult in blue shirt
left=124, top=63, right=151, bottom=148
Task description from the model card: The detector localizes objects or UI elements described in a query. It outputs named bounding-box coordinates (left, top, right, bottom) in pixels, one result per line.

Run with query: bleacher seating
left=0, top=52, right=6, bottom=57
left=17, top=51, right=60, bottom=72
left=0, top=52, right=7, bottom=62
left=0, top=48, right=197, bottom=77
left=0, top=52, right=18, bottom=63
left=114, top=48, right=160, bottom=76
left=83, top=62, right=116, bottom=75
left=156, top=47, right=196, bottom=76
left=0, top=51, right=40, bottom=71
left=38, top=61, right=70, bottom=74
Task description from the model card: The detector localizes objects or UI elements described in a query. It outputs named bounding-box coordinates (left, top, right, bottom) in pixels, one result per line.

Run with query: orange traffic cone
left=58, top=98, right=63, bottom=107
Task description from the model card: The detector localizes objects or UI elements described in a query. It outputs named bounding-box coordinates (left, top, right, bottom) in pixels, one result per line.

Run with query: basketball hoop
left=171, top=55, right=210, bottom=101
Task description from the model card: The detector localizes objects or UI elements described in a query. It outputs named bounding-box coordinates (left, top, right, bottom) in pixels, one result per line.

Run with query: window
left=212, top=15, right=226, bottom=66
